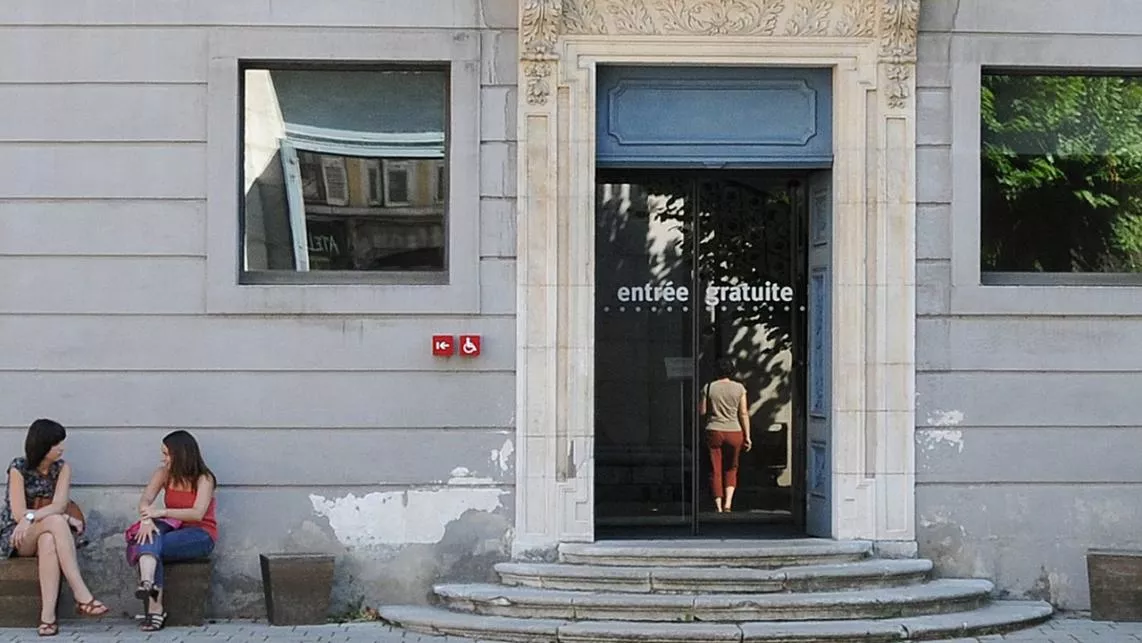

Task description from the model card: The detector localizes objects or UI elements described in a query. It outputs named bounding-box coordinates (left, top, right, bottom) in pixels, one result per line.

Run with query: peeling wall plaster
left=310, top=483, right=507, bottom=547
left=926, top=409, right=964, bottom=427
left=918, top=428, right=964, bottom=453
left=920, top=410, right=965, bottom=453
left=491, top=438, right=514, bottom=474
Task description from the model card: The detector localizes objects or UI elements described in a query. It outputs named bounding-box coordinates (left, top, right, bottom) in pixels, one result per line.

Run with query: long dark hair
left=163, top=430, right=216, bottom=489
left=25, top=419, right=66, bottom=470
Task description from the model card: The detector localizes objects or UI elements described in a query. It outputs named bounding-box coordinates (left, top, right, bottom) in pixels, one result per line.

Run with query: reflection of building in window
left=291, top=151, right=444, bottom=271
left=242, top=67, right=448, bottom=274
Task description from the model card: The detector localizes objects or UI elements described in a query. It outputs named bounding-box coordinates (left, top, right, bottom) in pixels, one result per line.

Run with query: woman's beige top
left=703, top=379, right=747, bottom=432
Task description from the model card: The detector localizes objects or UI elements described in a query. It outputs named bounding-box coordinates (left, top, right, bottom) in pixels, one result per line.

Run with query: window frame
left=949, top=33, right=1142, bottom=315
left=206, top=29, right=480, bottom=314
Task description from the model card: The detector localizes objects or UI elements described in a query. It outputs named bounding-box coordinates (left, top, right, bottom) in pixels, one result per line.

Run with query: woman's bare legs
left=137, top=554, right=165, bottom=616
left=724, top=486, right=736, bottom=512
left=17, top=531, right=61, bottom=624
left=138, top=553, right=157, bottom=586
left=17, top=515, right=101, bottom=607
left=149, top=588, right=165, bottom=617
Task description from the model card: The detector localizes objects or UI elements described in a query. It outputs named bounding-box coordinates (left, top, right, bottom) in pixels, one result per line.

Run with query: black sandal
left=140, top=612, right=167, bottom=632
left=37, top=620, right=58, bottom=637
left=134, top=580, right=158, bottom=600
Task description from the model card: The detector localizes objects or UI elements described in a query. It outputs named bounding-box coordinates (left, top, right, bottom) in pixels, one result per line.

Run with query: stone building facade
left=0, top=0, right=1139, bottom=616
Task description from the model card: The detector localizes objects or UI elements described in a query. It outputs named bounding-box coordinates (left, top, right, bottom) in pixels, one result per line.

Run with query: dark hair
left=25, top=419, right=67, bottom=470
left=163, top=430, right=216, bottom=489
left=715, top=357, right=736, bottom=379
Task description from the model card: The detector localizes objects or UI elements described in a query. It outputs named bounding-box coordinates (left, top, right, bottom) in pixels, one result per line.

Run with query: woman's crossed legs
left=15, top=513, right=108, bottom=634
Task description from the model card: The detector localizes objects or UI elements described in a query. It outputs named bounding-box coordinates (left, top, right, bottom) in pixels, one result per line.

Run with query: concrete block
left=1088, top=549, right=1142, bottom=621
left=481, top=197, right=518, bottom=258
left=916, top=89, right=951, bottom=147
left=916, top=261, right=951, bottom=316
left=479, top=0, right=517, bottom=29
left=260, top=553, right=335, bottom=626
left=480, top=141, right=517, bottom=198
left=481, top=258, right=517, bottom=315
left=481, top=86, right=516, bottom=142
left=916, top=145, right=952, bottom=204
left=0, top=558, right=43, bottom=627
left=481, top=30, right=518, bottom=87
left=163, top=558, right=212, bottom=626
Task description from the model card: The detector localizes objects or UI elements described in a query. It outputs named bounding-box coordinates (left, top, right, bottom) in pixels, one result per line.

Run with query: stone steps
left=378, top=538, right=1054, bottom=642
left=495, top=558, right=934, bottom=593
left=558, top=538, right=872, bottom=568
left=379, top=601, right=1054, bottom=642
left=434, top=579, right=994, bottom=622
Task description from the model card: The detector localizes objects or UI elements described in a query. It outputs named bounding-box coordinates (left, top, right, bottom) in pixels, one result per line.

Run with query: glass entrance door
left=594, top=171, right=807, bottom=538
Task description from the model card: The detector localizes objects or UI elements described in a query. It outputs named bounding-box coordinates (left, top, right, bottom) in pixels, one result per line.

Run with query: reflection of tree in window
left=981, top=73, right=1142, bottom=273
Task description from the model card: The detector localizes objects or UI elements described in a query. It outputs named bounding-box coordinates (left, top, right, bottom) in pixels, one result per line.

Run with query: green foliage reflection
left=981, top=73, right=1142, bottom=272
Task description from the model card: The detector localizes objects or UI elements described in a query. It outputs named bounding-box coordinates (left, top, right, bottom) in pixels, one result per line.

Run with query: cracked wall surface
left=0, top=0, right=518, bottom=618
left=915, top=0, right=1142, bottom=611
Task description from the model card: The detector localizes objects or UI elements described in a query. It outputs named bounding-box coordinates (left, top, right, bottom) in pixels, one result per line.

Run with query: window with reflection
left=241, top=66, right=448, bottom=277
left=981, top=71, right=1142, bottom=277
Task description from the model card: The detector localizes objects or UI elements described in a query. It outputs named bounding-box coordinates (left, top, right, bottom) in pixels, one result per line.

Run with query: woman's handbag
left=124, top=518, right=183, bottom=565
left=30, top=496, right=89, bottom=548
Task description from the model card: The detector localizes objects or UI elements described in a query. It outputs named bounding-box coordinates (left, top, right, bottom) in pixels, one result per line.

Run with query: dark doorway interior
left=593, top=170, right=810, bottom=539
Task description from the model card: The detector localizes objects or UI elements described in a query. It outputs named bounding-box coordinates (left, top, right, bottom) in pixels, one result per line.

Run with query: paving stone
left=3, top=617, right=1142, bottom=641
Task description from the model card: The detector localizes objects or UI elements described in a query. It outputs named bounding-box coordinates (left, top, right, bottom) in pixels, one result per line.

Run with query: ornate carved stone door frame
left=513, top=0, right=920, bottom=556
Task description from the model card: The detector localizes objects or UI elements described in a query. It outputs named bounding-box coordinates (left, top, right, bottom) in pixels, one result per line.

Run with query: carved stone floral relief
left=521, top=0, right=919, bottom=106
left=878, top=0, right=921, bottom=108
left=557, top=0, right=885, bottom=38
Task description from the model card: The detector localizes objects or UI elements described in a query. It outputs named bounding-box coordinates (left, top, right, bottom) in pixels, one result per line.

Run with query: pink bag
left=124, top=518, right=183, bottom=566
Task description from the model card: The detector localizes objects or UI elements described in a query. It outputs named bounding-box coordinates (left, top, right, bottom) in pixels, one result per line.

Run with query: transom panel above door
left=596, top=66, right=833, bottom=168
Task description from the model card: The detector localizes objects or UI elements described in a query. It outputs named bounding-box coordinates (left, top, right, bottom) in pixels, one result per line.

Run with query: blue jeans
left=135, top=525, right=215, bottom=587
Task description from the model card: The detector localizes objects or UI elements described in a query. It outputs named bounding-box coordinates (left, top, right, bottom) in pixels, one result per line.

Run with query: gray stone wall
left=915, top=0, right=1142, bottom=610
left=0, top=0, right=518, bottom=617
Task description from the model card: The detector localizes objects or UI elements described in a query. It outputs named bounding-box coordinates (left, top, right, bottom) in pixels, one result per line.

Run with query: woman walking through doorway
left=699, top=358, right=752, bottom=513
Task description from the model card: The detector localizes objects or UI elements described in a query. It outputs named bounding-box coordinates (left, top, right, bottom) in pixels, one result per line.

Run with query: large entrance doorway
left=594, top=170, right=831, bottom=539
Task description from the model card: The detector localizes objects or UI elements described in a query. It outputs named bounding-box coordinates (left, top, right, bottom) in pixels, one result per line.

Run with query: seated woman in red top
left=131, top=430, right=217, bottom=632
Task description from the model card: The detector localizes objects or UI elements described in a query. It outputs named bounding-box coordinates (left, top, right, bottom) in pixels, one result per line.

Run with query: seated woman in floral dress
left=0, top=419, right=109, bottom=637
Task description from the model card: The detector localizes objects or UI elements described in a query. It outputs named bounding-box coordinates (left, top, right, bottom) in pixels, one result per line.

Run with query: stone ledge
left=496, top=559, right=933, bottom=594
left=434, top=579, right=995, bottom=622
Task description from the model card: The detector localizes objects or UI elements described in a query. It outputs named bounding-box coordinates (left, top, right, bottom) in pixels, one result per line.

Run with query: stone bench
left=0, top=557, right=46, bottom=627
left=3, top=556, right=212, bottom=628
left=161, top=558, right=213, bottom=626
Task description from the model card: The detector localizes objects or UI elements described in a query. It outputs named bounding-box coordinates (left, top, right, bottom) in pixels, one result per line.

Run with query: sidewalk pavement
left=2, top=613, right=1141, bottom=643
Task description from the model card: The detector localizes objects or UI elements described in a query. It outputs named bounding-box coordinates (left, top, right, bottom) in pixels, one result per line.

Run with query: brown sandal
left=75, top=598, right=109, bottom=617
left=37, top=621, right=58, bottom=637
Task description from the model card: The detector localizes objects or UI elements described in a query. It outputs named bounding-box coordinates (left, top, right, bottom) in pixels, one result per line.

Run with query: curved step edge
left=558, top=539, right=874, bottom=568
left=496, top=559, right=934, bottom=594
left=380, top=605, right=562, bottom=643
left=379, top=600, right=1054, bottom=643
left=894, top=600, right=1054, bottom=641
left=434, top=579, right=994, bottom=622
